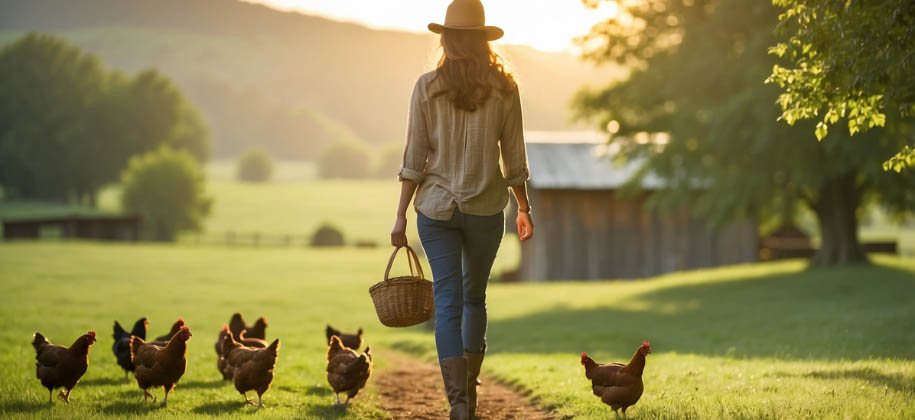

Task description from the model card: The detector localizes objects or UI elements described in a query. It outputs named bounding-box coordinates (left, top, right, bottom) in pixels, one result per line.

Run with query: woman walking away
left=390, top=1, right=533, bottom=418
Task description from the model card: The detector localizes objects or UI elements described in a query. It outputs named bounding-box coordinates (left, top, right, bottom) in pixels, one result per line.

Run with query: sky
left=243, top=0, right=619, bottom=52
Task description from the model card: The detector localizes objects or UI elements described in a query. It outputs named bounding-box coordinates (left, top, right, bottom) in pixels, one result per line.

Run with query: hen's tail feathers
left=364, top=345, right=372, bottom=362
left=113, top=321, right=128, bottom=340
left=357, top=327, right=364, bottom=336
left=356, top=354, right=371, bottom=371
left=325, top=325, right=339, bottom=341
left=326, top=335, right=345, bottom=360
left=32, top=332, right=49, bottom=352
left=129, top=335, right=146, bottom=362
left=267, top=338, right=280, bottom=355
left=130, top=317, right=148, bottom=339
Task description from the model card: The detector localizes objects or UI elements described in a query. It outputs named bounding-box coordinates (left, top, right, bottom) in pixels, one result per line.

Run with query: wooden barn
left=2, top=214, right=142, bottom=241
left=518, top=138, right=758, bottom=281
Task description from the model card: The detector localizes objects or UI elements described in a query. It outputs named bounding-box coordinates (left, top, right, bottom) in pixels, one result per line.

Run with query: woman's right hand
left=391, top=215, right=408, bottom=247
left=517, top=212, right=533, bottom=241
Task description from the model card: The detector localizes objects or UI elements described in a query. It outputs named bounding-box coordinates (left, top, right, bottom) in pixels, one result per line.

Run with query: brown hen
left=581, top=341, right=651, bottom=418
left=325, top=324, right=364, bottom=350
left=130, top=326, right=192, bottom=407
left=228, top=313, right=268, bottom=340
left=326, top=335, right=372, bottom=406
left=32, top=331, right=96, bottom=404
left=220, top=330, right=280, bottom=408
left=216, top=324, right=267, bottom=380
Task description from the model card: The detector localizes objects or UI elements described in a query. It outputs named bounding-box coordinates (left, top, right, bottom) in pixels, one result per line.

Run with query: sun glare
left=245, top=0, right=620, bottom=53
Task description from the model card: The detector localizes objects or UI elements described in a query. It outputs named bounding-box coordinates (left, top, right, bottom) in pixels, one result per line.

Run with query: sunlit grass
left=0, top=242, right=428, bottom=420
left=391, top=256, right=915, bottom=420
left=2, top=243, right=913, bottom=419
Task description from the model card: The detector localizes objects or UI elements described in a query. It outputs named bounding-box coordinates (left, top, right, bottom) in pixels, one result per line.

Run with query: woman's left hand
left=516, top=212, right=533, bottom=241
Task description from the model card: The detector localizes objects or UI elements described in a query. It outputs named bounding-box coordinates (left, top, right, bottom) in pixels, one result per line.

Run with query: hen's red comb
left=643, top=341, right=651, bottom=347
left=580, top=352, right=588, bottom=358
left=177, top=318, right=185, bottom=325
left=88, top=331, right=96, bottom=338
left=221, top=324, right=229, bottom=332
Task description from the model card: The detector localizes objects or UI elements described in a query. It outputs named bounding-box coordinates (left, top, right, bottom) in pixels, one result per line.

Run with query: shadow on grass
left=81, top=377, right=126, bottom=386
left=776, top=367, right=915, bottom=393
left=300, top=403, right=352, bottom=419
left=192, top=399, right=246, bottom=415
left=300, top=384, right=333, bottom=397
left=482, top=263, right=915, bottom=360
left=0, top=399, right=50, bottom=413
left=100, top=400, right=158, bottom=415
left=180, top=379, right=228, bottom=390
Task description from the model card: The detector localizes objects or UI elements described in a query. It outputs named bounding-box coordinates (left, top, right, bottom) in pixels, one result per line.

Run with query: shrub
left=311, top=223, right=345, bottom=247
left=237, top=148, right=274, bottom=183
left=121, top=146, right=212, bottom=241
left=317, top=140, right=370, bottom=179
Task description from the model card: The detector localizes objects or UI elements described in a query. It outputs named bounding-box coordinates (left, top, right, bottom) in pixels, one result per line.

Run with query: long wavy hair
left=430, top=29, right=516, bottom=112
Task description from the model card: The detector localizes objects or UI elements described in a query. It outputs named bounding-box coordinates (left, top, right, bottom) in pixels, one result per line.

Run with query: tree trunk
left=809, top=174, right=868, bottom=266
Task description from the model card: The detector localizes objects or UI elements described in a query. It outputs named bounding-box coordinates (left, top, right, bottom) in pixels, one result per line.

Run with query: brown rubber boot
left=464, top=348, right=485, bottom=418
left=440, top=356, right=470, bottom=420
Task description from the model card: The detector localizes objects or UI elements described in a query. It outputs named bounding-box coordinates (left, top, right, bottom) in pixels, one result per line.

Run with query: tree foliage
left=316, top=140, right=371, bottom=179
left=575, top=0, right=915, bottom=265
left=0, top=33, right=208, bottom=204
left=766, top=0, right=915, bottom=171
left=237, top=148, right=274, bottom=183
left=121, top=146, right=211, bottom=242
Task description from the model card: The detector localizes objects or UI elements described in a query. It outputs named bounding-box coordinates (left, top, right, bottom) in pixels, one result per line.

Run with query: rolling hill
left=0, top=0, right=620, bottom=159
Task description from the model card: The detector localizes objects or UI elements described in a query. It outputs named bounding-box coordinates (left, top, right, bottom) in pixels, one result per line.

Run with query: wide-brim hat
left=428, top=0, right=504, bottom=41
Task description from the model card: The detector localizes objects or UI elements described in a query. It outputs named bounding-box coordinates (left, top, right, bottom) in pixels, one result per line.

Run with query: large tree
left=575, top=0, right=915, bottom=265
left=0, top=33, right=106, bottom=202
left=766, top=0, right=915, bottom=171
left=0, top=33, right=208, bottom=204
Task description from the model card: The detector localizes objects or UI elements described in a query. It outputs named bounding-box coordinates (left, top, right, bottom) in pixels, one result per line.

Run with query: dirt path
left=375, top=351, right=557, bottom=420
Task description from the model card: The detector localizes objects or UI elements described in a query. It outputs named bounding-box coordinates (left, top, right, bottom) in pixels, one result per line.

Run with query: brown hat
left=428, top=0, right=504, bottom=41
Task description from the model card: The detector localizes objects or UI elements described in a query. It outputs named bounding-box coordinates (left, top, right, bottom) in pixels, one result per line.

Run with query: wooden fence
left=182, top=231, right=379, bottom=248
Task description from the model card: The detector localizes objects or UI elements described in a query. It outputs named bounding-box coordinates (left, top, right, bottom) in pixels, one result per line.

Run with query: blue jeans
left=417, top=208, right=504, bottom=361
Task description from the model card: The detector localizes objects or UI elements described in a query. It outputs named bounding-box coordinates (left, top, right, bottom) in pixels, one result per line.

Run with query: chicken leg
left=57, top=389, right=70, bottom=403
left=333, top=393, right=343, bottom=407
left=256, top=393, right=265, bottom=409
left=242, top=392, right=257, bottom=406
left=47, top=389, right=53, bottom=405
left=161, top=388, right=170, bottom=408
left=143, top=389, right=157, bottom=403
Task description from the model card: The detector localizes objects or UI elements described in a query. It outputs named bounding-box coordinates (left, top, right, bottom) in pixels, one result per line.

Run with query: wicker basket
left=369, top=245, right=434, bottom=327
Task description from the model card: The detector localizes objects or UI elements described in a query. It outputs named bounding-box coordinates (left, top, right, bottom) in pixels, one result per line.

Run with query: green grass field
left=1, top=167, right=914, bottom=419
left=0, top=242, right=913, bottom=420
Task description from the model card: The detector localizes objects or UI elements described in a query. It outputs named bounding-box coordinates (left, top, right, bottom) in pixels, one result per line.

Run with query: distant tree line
left=0, top=33, right=209, bottom=205
left=316, top=140, right=404, bottom=180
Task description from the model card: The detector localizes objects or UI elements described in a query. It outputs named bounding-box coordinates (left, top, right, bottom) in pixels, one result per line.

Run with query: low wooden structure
left=2, top=214, right=142, bottom=241
left=758, top=224, right=898, bottom=260
left=518, top=141, right=758, bottom=281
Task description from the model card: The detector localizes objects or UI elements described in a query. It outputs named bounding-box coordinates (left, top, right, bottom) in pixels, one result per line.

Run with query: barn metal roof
left=525, top=142, right=666, bottom=190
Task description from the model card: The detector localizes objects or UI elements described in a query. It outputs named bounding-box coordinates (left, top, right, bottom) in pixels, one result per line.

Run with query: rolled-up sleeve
left=500, top=87, right=530, bottom=187
left=399, top=80, right=429, bottom=183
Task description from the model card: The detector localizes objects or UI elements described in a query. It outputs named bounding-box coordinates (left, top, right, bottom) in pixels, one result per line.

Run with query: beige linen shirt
left=399, top=71, right=530, bottom=221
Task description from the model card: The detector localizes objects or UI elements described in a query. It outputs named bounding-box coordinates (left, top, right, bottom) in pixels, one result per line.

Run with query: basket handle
left=384, top=245, right=425, bottom=281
